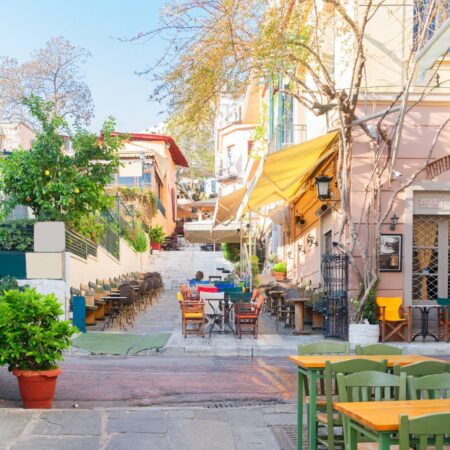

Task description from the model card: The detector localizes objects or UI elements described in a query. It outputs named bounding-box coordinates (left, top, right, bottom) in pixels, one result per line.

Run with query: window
left=413, top=0, right=449, bottom=50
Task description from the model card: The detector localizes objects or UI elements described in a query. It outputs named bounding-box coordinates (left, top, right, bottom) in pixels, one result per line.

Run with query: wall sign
left=380, top=234, right=402, bottom=272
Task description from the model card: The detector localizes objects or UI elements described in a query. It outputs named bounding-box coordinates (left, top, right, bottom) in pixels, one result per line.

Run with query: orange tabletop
left=288, top=354, right=444, bottom=369
left=334, top=399, right=450, bottom=431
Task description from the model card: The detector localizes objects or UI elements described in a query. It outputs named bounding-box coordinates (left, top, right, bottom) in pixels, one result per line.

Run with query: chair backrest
left=437, top=297, right=450, bottom=308
left=376, top=297, right=403, bottom=321
left=399, top=413, right=450, bottom=450
left=177, top=291, right=184, bottom=302
left=407, top=373, right=450, bottom=400
left=298, top=340, right=350, bottom=355
left=337, top=370, right=407, bottom=402
left=355, top=343, right=404, bottom=355
left=393, top=360, right=450, bottom=377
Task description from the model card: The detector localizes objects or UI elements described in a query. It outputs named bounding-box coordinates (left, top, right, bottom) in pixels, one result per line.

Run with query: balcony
left=269, top=124, right=307, bottom=153
left=216, top=162, right=241, bottom=180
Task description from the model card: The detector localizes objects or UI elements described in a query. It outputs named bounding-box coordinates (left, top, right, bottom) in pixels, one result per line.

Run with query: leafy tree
left=0, top=96, right=123, bottom=233
left=0, top=37, right=93, bottom=128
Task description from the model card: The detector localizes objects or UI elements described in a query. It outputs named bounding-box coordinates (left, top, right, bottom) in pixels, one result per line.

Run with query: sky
left=0, top=0, right=169, bottom=132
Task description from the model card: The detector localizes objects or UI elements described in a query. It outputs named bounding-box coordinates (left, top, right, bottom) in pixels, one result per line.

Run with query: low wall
left=67, top=237, right=149, bottom=291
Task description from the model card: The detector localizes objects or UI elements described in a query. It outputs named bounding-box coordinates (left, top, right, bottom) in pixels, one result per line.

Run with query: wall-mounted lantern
left=315, top=175, right=332, bottom=200
left=389, top=213, right=399, bottom=231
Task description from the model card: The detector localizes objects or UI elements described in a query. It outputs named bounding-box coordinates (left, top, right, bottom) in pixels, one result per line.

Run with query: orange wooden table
left=334, top=399, right=450, bottom=450
left=288, top=354, right=444, bottom=450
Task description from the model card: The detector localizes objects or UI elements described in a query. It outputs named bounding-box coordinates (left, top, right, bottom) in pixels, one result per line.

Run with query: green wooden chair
left=355, top=343, right=404, bottom=355
left=297, top=341, right=351, bottom=435
left=393, top=360, right=450, bottom=377
left=316, top=359, right=388, bottom=449
left=408, top=373, right=450, bottom=400
left=399, top=413, right=450, bottom=450
left=298, top=340, right=350, bottom=356
left=337, top=371, right=407, bottom=449
left=437, top=298, right=450, bottom=342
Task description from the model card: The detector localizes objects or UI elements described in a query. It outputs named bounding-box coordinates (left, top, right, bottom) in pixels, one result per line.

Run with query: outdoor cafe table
left=288, top=354, right=444, bottom=450
left=334, top=399, right=450, bottom=450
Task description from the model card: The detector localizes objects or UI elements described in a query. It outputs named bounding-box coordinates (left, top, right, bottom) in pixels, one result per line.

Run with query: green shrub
left=132, top=228, right=148, bottom=253
left=0, top=276, right=19, bottom=293
left=222, top=243, right=240, bottom=263
left=0, top=220, right=35, bottom=252
left=0, top=289, right=76, bottom=371
left=273, top=261, right=287, bottom=273
left=149, top=225, right=165, bottom=244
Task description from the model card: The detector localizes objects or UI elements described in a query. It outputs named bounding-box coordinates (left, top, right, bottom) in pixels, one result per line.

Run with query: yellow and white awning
left=213, top=187, right=247, bottom=227
left=242, top=131, right=339, bottom=214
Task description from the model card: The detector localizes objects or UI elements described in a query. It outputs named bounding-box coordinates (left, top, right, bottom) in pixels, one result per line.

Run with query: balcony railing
left=216, top=163, right=241, bottom=180
left=269, top=124, right=307, bottom=153
left=65, top=228, right=98, bottom=259
left=156, top=197, right=166, bottom=217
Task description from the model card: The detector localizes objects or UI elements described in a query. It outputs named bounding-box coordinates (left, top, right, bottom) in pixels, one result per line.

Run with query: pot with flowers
left=149, top=225, right=165, bottom=252
left=349, top=288, right=379, bottom=346
left=272, top=261, right=287, bottom=281
left=0, top=289, right=76, bottom=408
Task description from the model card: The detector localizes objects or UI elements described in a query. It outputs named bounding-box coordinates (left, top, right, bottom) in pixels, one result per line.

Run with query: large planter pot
left=348, top=323, right=380, bottom=346
left=272, top=271, right=286, bottom=281
left=151, top=242, right=161, bottom=251
left=13, top=368, right=61, bottom=409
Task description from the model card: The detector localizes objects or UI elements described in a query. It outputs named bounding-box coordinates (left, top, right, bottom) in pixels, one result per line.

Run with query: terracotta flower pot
left=273, top=271, right=286, bottom=281
left=13, top=368, right=61, bottom=409
left=151, top=242, right=161, bottom=251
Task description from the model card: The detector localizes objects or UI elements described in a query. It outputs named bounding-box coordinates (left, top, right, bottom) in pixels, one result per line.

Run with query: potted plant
left=349, top=288, right=380, bottom=346
left=272, top=261, right=287, bottom=281
left=149, top=225, right=165, bottom=251
left=0, top=289, right=76, bottom=408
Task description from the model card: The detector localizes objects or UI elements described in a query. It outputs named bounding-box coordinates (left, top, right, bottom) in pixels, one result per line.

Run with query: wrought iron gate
left=321, top=254, right=349, bottom=340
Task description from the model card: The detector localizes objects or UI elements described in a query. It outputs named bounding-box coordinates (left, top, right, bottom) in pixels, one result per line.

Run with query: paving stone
left=107, top=410, right=168, bottom=434
left=107, top=409, right=168, bottom=420
left=105, top=433, right=168, bottom=450
left=232, top=425, right=281, bottom=450
left=0, top=412, right=30, bottom=443
left=167, top=409, right=196, bottom=419
left=226, top=408, right=265, bottom=427
left=33, top=410, right=102, bottom=436
left=10, top=436, right=100, bottom=450
left=168, top=419, right=235, bottom=450
left=262, top=412, right=297, bottom=426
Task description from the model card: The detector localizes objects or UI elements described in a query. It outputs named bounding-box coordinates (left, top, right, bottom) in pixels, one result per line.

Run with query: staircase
left=146, top=245, right=234, bottom=289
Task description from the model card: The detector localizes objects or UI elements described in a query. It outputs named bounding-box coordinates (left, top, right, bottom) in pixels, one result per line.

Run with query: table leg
left=348, top=421, right=358, bottom=450
left=308, top=370, right=318, bottom=450
left=379, top=433, right=391, bottom=450
left=295, top=303, right=304, bottom=333
left=297, top=369, right=304, bottom=450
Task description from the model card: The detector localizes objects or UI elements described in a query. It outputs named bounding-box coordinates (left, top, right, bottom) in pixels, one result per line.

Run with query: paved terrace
left=75, top=289, right=450, bottom=357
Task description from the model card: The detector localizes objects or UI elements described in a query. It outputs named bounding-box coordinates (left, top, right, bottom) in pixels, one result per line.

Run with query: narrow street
left=0, top=356, right=296, bottom=409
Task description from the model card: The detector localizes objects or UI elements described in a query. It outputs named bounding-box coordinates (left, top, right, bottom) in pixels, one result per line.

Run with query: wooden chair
left=297, top=341, right=351, bottom=419
left=336, top=370, right=407, bottom=450
left=437, top=298, right=450, bottom=342
left=234, top=294, right=264, bottom=339
left=317, top=359, right=388, bottom=449
left=178, top=292, right=205, bottom=338
left=376, top=297, right=411, bottom=342
left=407, top=373, right=450, bottom=400
left=355, top=343, right=404, bottom=355
left=393, top=360, right=450, bottom=377
left=399, top=413, right=450, bottom=450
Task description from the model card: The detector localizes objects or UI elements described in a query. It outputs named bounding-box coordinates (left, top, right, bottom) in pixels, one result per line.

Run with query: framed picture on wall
left=380, top=234, right=402, bottom=272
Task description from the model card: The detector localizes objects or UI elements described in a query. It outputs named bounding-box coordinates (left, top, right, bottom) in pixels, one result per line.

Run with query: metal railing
left=100, top=211, right=120, bottom=260
left=65, top=228, right=98, bottom=259
left=268, top=123, right=307, bottom=153
left=156, top=197, right=166, bottom=217
left=0, top=221, right=34, bottom=252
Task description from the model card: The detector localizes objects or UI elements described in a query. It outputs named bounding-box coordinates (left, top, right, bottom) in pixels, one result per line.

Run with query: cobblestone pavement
left=0, top=403, right=297, bottom=450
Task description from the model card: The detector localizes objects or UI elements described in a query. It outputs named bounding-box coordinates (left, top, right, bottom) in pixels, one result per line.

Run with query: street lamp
left=315, top=175, right=332, bottom=200
left=389, top=213, right=399, bottom=231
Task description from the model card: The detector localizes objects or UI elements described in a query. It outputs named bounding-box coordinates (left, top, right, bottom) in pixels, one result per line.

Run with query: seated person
left=195, top=271, right=204, bottom=282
